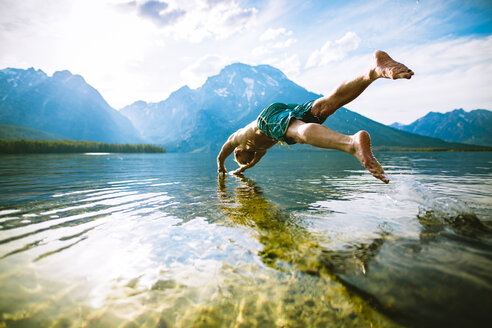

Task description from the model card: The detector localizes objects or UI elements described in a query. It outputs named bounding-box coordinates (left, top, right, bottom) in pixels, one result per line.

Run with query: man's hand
left=218, top=166, right=228, bottom=176
left=231, top=167, right=244, bottom=175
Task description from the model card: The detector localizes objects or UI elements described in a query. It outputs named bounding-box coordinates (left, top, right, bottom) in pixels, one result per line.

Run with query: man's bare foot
left=373, top=50, right=414, bottom=80
left=352, top=131, right=389, bottom=184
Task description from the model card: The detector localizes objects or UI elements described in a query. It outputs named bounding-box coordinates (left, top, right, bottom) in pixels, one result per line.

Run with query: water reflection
left=218, top=174, right=321, bottom=270
left=218, top=176, right=384, bottom=276
left=217, top=175, right=396, bottom=308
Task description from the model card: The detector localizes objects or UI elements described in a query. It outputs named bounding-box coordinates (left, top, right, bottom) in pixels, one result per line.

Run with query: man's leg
left=285, top=50, right=413, bottom=183
left=311, top=50, right=413, bottom=121
left=285, top=120, right=389, bottom=183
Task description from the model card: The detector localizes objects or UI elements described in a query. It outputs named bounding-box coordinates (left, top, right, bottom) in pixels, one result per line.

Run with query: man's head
left=234, top=148, right=255, bottom=165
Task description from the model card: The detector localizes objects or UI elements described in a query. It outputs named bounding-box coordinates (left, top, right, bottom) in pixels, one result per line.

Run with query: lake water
left=0, top=151, right=491, bottom=328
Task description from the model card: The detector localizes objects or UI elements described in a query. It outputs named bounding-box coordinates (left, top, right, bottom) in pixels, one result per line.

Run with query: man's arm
left=217, top=133, right=238, bottom=175
left=232, top=150, right=267, bottom=175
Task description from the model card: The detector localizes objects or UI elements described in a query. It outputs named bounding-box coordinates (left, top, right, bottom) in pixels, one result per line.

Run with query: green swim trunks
left=256, top=100, right=320, bottom=144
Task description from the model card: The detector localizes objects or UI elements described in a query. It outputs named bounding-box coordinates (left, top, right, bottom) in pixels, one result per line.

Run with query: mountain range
left=0, top=65, right=490, bottom=152
left=390, top=109, right=492, bottom=147
left=0, top=68, right=141, bottom=143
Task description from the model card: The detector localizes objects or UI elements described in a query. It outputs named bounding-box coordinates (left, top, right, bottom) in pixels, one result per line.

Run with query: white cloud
left=251, top=37, right=296, bottom=57
left=305, top=32, right=361, bottom=68
left=180, top=55, right=232, bottom=88
left=252, top=26, right=296, bottom=60
left=251, top=45, right=271, bottom=57
left=126, top=1, right=186, bottom=26
left=259, top=27, right=292, bottom=42
left=139, top=0, right=258, bottom=42
left=275, top=54, right=301, bottom=77
left=272, top=38, right=296, bottom=49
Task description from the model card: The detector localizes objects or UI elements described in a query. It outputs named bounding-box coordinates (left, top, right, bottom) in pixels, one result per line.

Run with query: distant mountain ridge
left=0, top=67, right=141, bottom=143
left=390, top=109, right=492, bottom=146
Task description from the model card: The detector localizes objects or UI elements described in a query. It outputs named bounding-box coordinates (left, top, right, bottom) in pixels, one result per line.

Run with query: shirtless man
left=217, top=51, right=414, bottom=183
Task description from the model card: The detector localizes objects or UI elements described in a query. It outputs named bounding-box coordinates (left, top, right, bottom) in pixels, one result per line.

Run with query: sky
left=1, top=0, right=491, bottom=124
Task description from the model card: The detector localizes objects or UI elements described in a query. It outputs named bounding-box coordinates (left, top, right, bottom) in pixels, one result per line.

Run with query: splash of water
left=386, top=175, right=486, bottom=236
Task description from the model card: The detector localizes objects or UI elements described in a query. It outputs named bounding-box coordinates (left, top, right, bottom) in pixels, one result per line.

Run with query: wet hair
left=234, top=148, right=255, bottom=165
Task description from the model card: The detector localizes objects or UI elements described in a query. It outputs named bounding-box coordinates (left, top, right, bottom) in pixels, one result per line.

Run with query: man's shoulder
left=231, top=122, right=257, bottom=140
left=244, top=120, right=260, bottom=131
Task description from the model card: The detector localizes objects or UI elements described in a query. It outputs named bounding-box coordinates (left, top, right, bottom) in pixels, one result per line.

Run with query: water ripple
left=0, top=152, right=491, bottom=328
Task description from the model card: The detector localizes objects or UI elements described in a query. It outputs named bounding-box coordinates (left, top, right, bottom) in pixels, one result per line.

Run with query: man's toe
left=399, top=73, right=412, bottom=79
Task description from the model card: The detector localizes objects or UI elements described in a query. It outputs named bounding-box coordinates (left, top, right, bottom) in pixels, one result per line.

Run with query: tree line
left=0, top=140, right=166, bottom=154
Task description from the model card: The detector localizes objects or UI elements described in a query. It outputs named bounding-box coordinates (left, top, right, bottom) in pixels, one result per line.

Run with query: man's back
left=233, top=121, right=277, bottom=152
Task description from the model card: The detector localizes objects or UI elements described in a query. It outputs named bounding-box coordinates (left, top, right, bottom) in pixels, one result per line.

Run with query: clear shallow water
left=0, top=151, right=491, bottom=327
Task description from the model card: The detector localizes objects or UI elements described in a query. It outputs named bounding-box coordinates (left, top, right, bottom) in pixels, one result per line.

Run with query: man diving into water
left=217, top=51, right=414, bottom=183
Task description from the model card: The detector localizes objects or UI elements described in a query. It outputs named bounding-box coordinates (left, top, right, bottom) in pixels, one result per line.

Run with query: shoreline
left=0, top=139, right=166, bottom=154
